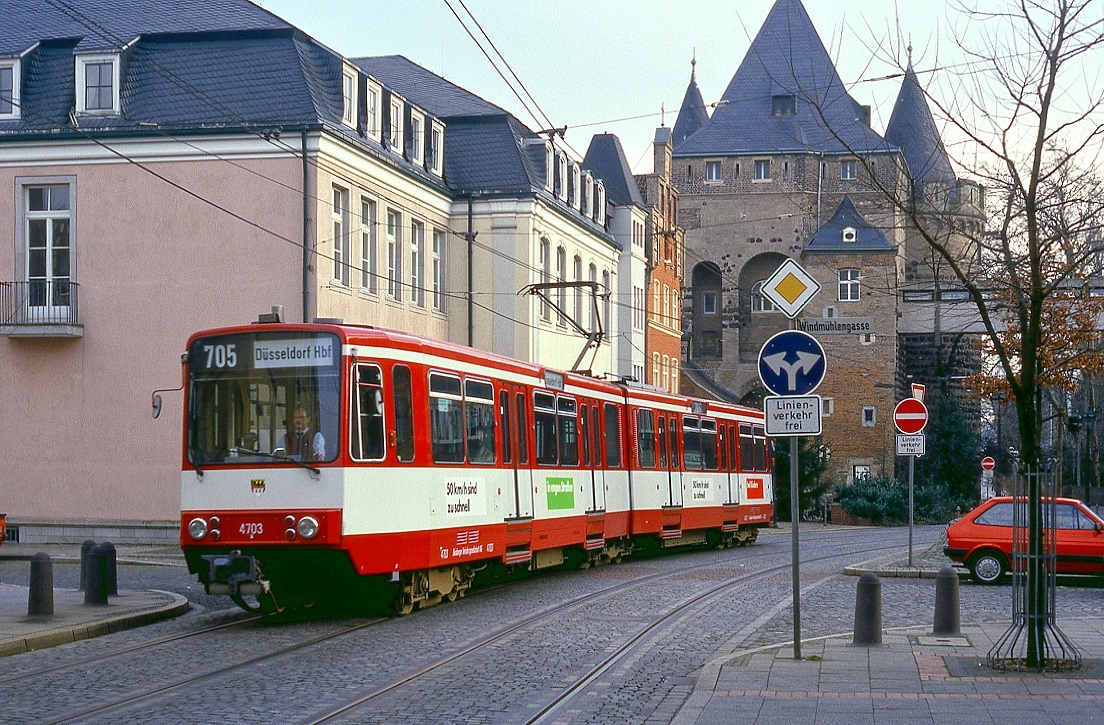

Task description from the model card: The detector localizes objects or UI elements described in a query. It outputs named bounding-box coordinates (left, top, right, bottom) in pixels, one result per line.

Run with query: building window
left=705, top=160, right=722, bottom=182
left=432, top=228, right=446, bottom=312
left=410, top=110, right=425, bottom=165
left=653, top=280, right=661, bottom=321
left=652, top=354, right=660, bottom=385
left=842, top=226, right=857, bottom=243
left=556, top=246, right=567, bottom=326
left=332, top=186, right=350, bottom=286
left=545, top=143, right=554, bottom=191
left=0, top=60, right=20, bottom=119
left=429, top=123, right=444, bottom=175
left=388, top=97, right=404, bottom=154
left=589, top=262, right=598, bottom=330
left=702, top=291, right=717, bottom=315
left=662, top=355, right=670, bottom=391
left=540, top=238, right=551, bottom=322
left=595, top=183, right=606, bottom=225
left=822, top=398, right=834, bottom=417
left=386, top=210, right=403, bottom=301
left=360, top=198, right=377, bottom=293
left=862, top=406, right=876, bottom=427
left=771, top=95, right=795, bottom=116
left=663, top=284, right=670, bottom=323
left=602, top=270, right=611, bottom=331
left=23, top=183, right=73, bottom=310
left=366, top=81, right=382, bottom=140
left=839, top=268, right=861, bottom=301
left=573, top=255, right=583, bottom=323
left=670, top=359, right=678, bottom=393
left=671, top=289, right=680, bottom=327
left=581, top=173, right=592, bottom=217
left=341, top=68, right=357, bottom=127
left=853, top=465, right=872, bottom=480
left=633, top=285, right=644, bottom=331
left=554, top=153, right=566, bottom=199
left=751, top=280, right=776, bottom=312
left=754, top=159, right=771, bottom=181
left=860, top=333, right=875, bottom=345
left=841, top=160, right=857, bottom=180
left=570, top=164, right=580, bottom=209
left=76, top=54, right=119, bottom=114
left=410, top=220, right=425, bottom=307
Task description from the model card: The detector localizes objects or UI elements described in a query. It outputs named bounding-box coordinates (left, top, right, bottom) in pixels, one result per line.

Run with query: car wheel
left=967, top=550, right=1008, bottom=584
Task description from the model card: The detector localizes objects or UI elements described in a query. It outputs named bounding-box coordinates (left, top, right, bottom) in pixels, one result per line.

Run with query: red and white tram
left=179, top=318, right=774, bottom=615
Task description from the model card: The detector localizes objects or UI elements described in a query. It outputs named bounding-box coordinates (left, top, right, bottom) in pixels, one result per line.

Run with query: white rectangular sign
left=764, top=395, right=822, bottom=436
left=799, top=317, right=874, bottom=335
left=253, top=338, right=335, bottom=368
left=896, top=434, right=926, bottom=456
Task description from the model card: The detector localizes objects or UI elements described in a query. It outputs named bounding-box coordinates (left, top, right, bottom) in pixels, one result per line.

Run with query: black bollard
left=101, top=541, right=118, bottom=596
left=933, top=566, right=961, bottom=635
left=27, top=552, right=54, bottom=617
left=853, top=572, right=882, bottom=645
left=84, top=545, right=109, bottom=606
left=79, top=539, right=96, bottom=590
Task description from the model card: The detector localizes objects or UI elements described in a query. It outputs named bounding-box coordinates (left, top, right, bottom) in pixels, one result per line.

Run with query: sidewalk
left=0, top=543, right=190, bottom=657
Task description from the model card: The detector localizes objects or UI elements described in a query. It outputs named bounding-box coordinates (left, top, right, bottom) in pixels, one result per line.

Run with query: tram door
left=666, top=416, right=684, bottom=507
left=726, top=424, right=738, bottom=504
left=587, top=405, right=606, bottom=512
left=506, top=389, right=534, bottom=519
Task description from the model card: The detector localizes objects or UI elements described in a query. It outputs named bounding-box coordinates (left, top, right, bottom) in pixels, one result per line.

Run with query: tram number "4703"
left=240, top=522, right=263, bottom=538
left=202, top=344, right=238, bottom=369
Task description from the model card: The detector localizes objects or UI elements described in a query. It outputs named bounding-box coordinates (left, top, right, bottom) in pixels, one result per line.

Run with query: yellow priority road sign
left=760, top=258, right=821, bottom=319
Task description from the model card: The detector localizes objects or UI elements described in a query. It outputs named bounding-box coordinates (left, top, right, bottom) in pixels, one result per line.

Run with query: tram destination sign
left=764, top=395, right=822, bottom=437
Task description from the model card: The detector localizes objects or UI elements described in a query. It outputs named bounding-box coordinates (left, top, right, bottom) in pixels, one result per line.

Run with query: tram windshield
left=187, top=331, right=341, bottom=466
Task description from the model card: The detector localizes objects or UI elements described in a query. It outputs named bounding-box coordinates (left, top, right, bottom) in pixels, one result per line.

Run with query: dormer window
left=841, top=160, right=857, bottom=180
left=388, top=96, right=404, bottom=154
left=595, top=182, right=606, bottom=225
left=409, top=108, right=425, bottom=165
left=429, top=121, right=444, bottom=176
left=569, top=164, right=580, bottom=209
left=581, top=172, right=592, bottom=218
left=366, top=79, right=382, bottom=140
left=0, top=59, right=20, bottom=119
left=554, top=152, right=566, bottom=199
left=341, top=65, right=357, bottom=128
left=771, top=95, right=795, bottom=116
left=76, top=53, right=119, bottom=115
left=544, top=141, right=554, bottom=191
left=842, top=226, right=857, bottom=243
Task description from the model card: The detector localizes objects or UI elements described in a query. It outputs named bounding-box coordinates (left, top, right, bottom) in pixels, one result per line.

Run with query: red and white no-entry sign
left=981, top=456, right=996, bottom=471
left=893, top=398, right=929, bottom=434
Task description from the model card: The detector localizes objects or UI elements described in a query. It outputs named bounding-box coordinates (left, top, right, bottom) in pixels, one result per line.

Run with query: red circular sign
left=893, top=398, right=929, bottom=434
left=981, top=456, right=996, bottom=471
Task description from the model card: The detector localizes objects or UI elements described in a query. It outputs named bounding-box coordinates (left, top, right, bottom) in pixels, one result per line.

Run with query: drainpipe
left=302, top=128, right=311, bottom=323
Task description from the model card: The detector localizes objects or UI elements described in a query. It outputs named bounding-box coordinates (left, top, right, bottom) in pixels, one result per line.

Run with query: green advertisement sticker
left=546, top=477, right=575, bottom=510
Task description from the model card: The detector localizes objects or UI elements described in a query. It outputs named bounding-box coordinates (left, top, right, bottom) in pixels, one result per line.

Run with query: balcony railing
left=0, top=280, right=83, bottom=337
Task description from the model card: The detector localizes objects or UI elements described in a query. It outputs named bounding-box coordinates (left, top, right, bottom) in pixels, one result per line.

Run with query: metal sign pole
left=908, top=454, right=914, bottom=567
left=791, top=435, right=801, bottom=660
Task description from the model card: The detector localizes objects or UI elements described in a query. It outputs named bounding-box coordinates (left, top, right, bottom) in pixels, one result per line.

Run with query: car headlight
left=188, top=517, right=209, bottom=540
left=297, top=516, right=320, bottom=539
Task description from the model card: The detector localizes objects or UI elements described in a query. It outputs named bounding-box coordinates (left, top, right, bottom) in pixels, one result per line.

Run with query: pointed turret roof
left=805, top=196, right=893, bottom=252
left=583, top=133, right=645, bottom=207
left=884, top=65, right=955, bottom=187
left=672, top=58, right=710, bottom=149
left=674, top=0, right=890, bottom=157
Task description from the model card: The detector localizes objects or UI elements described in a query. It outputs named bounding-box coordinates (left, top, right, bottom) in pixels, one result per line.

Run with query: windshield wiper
left=229, top=447, right=321, bottom=476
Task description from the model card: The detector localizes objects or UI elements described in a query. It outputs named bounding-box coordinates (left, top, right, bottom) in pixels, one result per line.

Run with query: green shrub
left=837, top=476, right=971, bottom=524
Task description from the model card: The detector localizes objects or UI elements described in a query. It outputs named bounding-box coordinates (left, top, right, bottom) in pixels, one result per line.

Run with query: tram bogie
left=178, top=320, right=775, bottom=616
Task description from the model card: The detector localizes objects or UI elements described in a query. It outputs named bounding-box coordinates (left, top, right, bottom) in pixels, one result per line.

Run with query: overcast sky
left=258, top=0, right=970, bottom=173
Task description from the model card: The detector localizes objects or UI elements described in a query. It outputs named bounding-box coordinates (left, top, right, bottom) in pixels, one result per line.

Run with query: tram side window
left=657, top=416, right=668, bottom=468
left=579, top=404, right=590, bottom=466
left=351, top=364, right=386, bottom=461
left=728, top=425, right=738, bottom=472
left=668, top=417, right=679, bottom=469
left=501, top=391, right=512, bottom=465
left=591, top=406, right=601, bottom=467
left=753, top=425, right=768, bottom=471
left=534, top=392, right=558, bottom=465
left=429, top=373, right=464, bottom=463
left=516, top=392, right=530, bottom=465
left=701, top=419, right=718, bottom=470
left=392, top=365, right=415, bottom=462
left=558, top=397, right=579, bottom=466
left=683, top=416, right=702, bottom=470
left=739, top=424, right=754, bottom=472
left=603, top=403, right=622, bottom=468
left=637, top=409, right=656, bottom=468
left=466, top=379, right=496, bottom=464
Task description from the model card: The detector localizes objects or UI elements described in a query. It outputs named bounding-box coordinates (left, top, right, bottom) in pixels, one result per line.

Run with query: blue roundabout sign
left=757, top=330, right=827, bottom=396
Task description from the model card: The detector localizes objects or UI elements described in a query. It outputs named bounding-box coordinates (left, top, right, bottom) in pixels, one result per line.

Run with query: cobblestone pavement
left=2, top=526, right=1102, bottom=724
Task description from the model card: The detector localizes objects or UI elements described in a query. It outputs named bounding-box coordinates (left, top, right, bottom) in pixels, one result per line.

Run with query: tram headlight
left=297, top=516, right=319, bottom=539
left=188, top=517, right=209, bottom=540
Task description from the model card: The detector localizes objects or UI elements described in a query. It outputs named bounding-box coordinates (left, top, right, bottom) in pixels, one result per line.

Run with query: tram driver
left=276, top=406, right=326, bottom=461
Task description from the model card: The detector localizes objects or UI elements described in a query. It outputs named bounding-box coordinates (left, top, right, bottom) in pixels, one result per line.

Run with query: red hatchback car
left=944, top=496, right=1104, bottom=583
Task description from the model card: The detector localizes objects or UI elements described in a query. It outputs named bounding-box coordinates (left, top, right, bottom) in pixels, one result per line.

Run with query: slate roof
left=582, top=134, right=644, bottom=207
left=673, top=0, right=892, bottom=157
left=351, top=55, right=504, bottom=119
left=804, top=196, right=894, bottom=252
left=885, top=65, right=956, bottom=188
left=671, top=63, right=709, bottom=148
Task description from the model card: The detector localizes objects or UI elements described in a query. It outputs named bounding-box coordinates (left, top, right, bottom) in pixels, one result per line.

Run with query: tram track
left=300, top=528, right=917, bottom=725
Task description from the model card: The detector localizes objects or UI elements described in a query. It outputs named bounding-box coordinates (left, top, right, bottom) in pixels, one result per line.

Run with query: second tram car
left=180, top=318, right=774, bottom=615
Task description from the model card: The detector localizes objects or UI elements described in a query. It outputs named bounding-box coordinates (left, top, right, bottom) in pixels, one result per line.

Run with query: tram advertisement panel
left=187, top=332, right=341, bottom=466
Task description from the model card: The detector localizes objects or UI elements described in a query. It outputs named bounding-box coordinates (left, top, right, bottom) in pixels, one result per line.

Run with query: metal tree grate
left=987, top=462, right=1082, bottom=672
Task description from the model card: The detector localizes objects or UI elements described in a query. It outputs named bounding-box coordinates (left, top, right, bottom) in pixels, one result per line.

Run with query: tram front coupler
left=200, top=550, right=270, bottom=597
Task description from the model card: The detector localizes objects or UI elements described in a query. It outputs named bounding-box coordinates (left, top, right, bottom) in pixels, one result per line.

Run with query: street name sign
left=765, top=395, right=822, bottom=436
left=893, top=398, right=929, bottom=434
left=798, top=317, right=874, bottom=335
left=896, top=434, right=926, bottom=456
left=757, top=330, right=827, bottom=396
left=760, top=259, right=821, bottom=319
